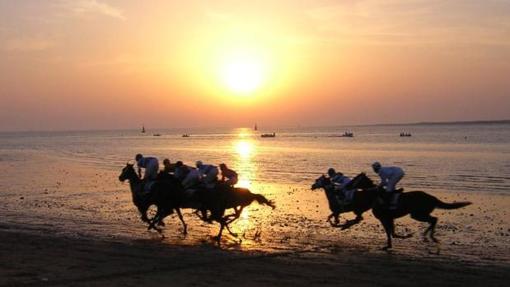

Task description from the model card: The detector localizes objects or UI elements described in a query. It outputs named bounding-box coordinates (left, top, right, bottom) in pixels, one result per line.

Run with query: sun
left=221, top=56, right=265, bottom=94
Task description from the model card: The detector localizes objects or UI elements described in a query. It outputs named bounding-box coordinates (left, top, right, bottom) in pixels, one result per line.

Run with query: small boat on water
left=261, top=132, right=276, bottom=138
left=400, top=132, right=412, bottom=137
left=182, top=134, right=190, bottom=138
left=340, top=131, right=354, bottom=137
left=141, top=125, right=146, bottom=133
left=153, top=133, right=161, bottom=137
left=254, top=123, right=258, bottom=131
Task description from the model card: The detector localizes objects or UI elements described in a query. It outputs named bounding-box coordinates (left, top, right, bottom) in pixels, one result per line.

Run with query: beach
left=1, top=124, right=509, bottom=286
left=2, top=228, right=509, bottom=287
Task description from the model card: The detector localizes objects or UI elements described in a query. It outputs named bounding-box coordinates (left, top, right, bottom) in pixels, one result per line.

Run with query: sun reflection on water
left=227, top=129, right=262, bottom=238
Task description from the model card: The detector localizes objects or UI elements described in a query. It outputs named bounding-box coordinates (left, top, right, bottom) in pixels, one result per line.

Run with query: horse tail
left=253, top=194, right=276, bottom=209
left=436, top=199, right=472, bottom=210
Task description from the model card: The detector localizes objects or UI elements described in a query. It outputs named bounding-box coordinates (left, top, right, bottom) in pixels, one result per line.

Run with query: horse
left=349, top=173, right=472, bottom=250
left=145, top=181, right=275, bottom=244
left=118, top=163, right=188, bottom=234
left=195, top=184, right=275, bottom=244
left=311, top=173, right=377, bottom=228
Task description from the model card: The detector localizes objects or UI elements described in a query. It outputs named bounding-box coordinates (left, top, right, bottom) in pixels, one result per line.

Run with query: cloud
left=61, top=0, right=126, bottom=20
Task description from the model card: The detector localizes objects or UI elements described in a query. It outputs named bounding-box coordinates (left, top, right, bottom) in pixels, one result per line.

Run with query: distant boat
left=261, top=132, right=276, bottom=138
left=153, top=133, right=161, bottom=137
left=400, top=132, right=412, bottom=137
left=182, top=134, right=190, bottom=138
left=254, top=123, right=258, bottom=131
left=141, top=125, right=146, bottom=133
left=340, top=131, right=354, bottom=137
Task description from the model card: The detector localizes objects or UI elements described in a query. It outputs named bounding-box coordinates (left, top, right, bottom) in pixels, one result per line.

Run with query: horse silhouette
left=203, top=185, right=275, bottom=243
left=118, top=163, right=188, bottom=234
left=348, top=173, right=472, bottom=250
left=311, top=173, right=376, bottom=229
left=144, top=180, right=275, bottom=244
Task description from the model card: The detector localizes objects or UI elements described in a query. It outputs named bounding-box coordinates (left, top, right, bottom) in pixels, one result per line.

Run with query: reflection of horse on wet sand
left=313, top=172, right=472, bottom=250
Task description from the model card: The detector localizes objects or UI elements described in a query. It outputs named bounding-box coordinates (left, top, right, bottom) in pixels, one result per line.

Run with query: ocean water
left=1, top=122, right=509, bottom=261
left=1, top=122, right=509, bottom=194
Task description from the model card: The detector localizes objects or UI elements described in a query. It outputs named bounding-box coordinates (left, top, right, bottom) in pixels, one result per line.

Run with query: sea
left=1, top=121, right=509, bottom=260
left=1, top=121, right=509, bottom=194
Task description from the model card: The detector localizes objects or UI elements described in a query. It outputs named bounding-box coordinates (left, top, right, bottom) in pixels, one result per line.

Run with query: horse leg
left=340, top=213, right=363, bottom=230
left=175, top=208, right=187, bottom=235
left=215, top=221, right=225, bottom=245
left=226, top=207, right=244, bottom=225
left=328, top=212, right=341, bottom=227
left=411, top=213, right=439, bottom=243
left=224, top=222, right=238, bottom=237
left=391, top=221, right=413, bottom=239
left=380, top=218, right=394, bottom=250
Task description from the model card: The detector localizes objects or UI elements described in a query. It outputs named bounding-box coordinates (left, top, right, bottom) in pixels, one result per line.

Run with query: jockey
left=372, top=162, right=405, bottom=208
left=135, top=154, right=159, bottom=181
left=219, top=163, right=238, bottom=187
left=162, top=158, right=176, bottom=174
left=327, top=168, right=351, bottom=201
left=174, top=161, right=199, bottom=189
left=196, top=161, right=219, bottom=188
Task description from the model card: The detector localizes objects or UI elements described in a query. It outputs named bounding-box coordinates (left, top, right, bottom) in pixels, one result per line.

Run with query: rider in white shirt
left=372, top=162, right=405, bottom=208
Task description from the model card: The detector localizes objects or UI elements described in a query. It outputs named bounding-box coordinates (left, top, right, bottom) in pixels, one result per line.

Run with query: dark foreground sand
left=1, top=228, right=508, bottom=287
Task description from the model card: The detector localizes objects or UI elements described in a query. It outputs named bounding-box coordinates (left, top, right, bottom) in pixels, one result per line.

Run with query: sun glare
left=221, top=56, right=265, bottom=94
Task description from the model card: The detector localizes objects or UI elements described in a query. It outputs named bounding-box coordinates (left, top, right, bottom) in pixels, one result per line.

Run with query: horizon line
left=1, top=119, right=509, bottom=134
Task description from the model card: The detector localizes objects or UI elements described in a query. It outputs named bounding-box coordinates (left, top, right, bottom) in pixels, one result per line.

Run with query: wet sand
left=1, top=228, right=509, bottom=287
left=1, top=151, right=510, bottom=286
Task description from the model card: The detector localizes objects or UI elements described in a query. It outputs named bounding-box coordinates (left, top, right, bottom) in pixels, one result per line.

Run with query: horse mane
left=344, top=172, right=371, bottom=190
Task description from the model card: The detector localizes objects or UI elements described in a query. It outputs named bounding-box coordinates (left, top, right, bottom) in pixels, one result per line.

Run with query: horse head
left=119, top=163, right=137, bottom=182
left=346, top=172, right=375, bottom=190
left=311, top=174, right=331, bottom=190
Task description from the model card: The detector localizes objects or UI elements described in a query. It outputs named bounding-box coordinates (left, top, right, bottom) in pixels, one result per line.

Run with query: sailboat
left=254, top=123, right=258, bottom=131
left=141, top=125, right=146, bottom=133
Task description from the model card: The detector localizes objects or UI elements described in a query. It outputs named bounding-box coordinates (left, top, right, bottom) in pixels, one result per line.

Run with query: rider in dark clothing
left=219, top=163, right=238, bottom=186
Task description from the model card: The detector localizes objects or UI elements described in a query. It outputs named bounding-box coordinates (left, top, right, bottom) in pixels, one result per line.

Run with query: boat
left=141, top=125, right=146, bottom=133
left=400, top=132, right=412, bottom=137
left=340, top=131, right=354, bottom=137
left=182, top=134, right=190, bottom=138
left=254, top=123, right=258, bottom=131
left=261, top=132, right=276, bottom=138
left=153, top=133, right=161, bottom=137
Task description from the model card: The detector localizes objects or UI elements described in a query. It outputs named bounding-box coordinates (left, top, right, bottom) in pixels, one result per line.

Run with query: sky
left=1, top=0, right=509, bottom=131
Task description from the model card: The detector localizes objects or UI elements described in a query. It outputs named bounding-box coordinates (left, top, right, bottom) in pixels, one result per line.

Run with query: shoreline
left=1, top=226, right=509, bottom=287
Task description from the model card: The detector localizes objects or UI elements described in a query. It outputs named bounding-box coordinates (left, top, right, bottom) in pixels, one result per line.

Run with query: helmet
left=372, top=161, right=381, bottom=171
left=327, top=168, right=336, bottom=176
left=135, top=154, right=143, bottom=161
left=196, top=160, right=203, bottom=167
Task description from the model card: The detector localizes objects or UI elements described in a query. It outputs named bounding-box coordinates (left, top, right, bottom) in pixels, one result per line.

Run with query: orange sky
left=1, top=1, right=509, bottom=131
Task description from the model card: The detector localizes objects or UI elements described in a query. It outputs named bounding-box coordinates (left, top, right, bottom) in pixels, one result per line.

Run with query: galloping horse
left=204, top=186, right=275, bottom=243
left=118, top=163, right=188, bottom=234
left=348, top=173, right=472, bottom=250
left=311, top=173, right=377, bottom=228
left=146, top=182, right=275, bottom=244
